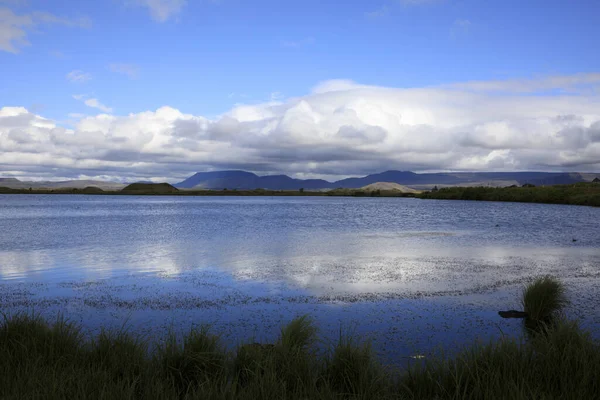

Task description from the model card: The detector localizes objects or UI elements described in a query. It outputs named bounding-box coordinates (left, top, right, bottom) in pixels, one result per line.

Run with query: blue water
left=1, top=195, right=599, bottom=364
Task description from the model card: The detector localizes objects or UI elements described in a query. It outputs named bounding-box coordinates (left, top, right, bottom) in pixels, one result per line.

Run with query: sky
left=1, top=0, right=600, bottom=182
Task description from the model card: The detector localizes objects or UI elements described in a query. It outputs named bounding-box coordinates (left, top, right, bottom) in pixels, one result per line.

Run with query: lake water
left=1, top=195, right=599, bottom=365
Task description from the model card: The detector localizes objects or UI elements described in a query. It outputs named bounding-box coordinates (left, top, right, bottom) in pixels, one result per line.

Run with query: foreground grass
left=418, top=182, right=600, bottom=207
left=2, top=278, right=599, bottom=399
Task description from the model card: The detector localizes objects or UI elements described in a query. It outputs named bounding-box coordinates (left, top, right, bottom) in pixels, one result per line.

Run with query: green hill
left=121, top=183, right=179, bottom=194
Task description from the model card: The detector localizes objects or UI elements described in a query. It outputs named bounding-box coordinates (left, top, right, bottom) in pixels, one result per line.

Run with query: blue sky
left=3, top=0, right=599, bottom=120
left=1, top=0, right=600, bottom=181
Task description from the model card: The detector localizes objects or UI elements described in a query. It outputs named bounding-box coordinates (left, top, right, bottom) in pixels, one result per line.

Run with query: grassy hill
left=121, top=183, right=179, bottom=194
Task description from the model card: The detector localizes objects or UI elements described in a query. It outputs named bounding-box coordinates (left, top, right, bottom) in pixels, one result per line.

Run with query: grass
left=522, top=275, right=568, bottom=323
left=1, top=277, right=599, bottom=399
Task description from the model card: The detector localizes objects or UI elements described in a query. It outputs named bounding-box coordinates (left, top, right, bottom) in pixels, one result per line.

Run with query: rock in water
left=498, top=310, right=529, bottom=318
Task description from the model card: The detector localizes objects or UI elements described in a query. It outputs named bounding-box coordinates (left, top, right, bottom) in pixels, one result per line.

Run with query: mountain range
left=1, top=171, right=598, bottom=191
left=174, top=170, right=597, bottom=190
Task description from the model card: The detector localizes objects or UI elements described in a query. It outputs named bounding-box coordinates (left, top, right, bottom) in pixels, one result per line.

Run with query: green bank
left=418, top=182, right=600, bottom=207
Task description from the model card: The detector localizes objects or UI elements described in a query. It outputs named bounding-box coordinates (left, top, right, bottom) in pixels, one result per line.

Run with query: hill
left=121, top=183, right=179, bottom=194
left=176, top=170, right=332, bottom=190
left=361, top=182, right=420, bottom=193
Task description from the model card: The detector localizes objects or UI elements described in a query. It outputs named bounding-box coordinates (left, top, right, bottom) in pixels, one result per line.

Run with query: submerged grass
left=1, top=278, right=599, bottom=399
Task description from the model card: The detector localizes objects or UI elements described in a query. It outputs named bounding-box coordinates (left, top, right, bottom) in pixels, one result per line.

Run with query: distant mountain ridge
left=0, top=178, right=126, bottom=191
left=1, top=171, right=597, bottom=192
left=175, top=170, right=596, bottom=190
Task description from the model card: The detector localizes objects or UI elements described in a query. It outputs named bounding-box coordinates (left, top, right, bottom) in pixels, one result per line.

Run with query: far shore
left=0, top=186, right=417, bottom=198
left=3, top=182, right=600, bottom=207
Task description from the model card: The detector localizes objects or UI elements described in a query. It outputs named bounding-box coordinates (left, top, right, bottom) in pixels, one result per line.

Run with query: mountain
left=175, top=170, right=597, bottom=190
left=175, top=170, right=331, bottom=190
left=333, top=170, right=462, bottom=187
left=0, top=178, right=21, bottom=184
left=176, top=170, right=260, bottom=189
left=0, top=179, right=126, bottom=191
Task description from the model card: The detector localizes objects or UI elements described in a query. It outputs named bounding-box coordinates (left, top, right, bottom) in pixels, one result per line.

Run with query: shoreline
left=0, top=187, right=417, bottom=197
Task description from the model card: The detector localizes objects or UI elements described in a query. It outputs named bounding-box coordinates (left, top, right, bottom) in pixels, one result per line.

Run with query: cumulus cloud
left=108, top=63, right=140, bottom=79
left=133, top=0, right=187, bottom=22
left=0, top=6, right=90, bottom=53
left=66, top=70, right=92, bottom=83
left=2, top=73, right=600, bottom=181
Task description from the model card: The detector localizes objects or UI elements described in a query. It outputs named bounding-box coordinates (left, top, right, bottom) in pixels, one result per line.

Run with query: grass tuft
left=278, top=315, right=317, bottom=351
left=521, top=275, right=568, bottom=322
left=156, top=326, right=228, bottom=393
left=323, top=333, right=388, bottom=397
left=0, top=312, right=83, bottom=361
left=88, top=328, right=148, bottom=382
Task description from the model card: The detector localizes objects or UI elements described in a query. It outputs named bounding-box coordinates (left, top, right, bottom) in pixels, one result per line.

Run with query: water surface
left=1, top=195, right=599, bottom=364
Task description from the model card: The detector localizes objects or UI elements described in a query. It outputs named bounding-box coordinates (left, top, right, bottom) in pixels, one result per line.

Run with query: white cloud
left=0, top=6, right=91, bottom=53
left=270, top=92, right=284, bottom=101
left=0, top=1, right=29, bottom=5
left=83, top=99, right=113, bottom=113
left=72, top=94, right=113, bottom=113
left=133, top=0, right=187, bottom=22
left=49, top=50, right=65, bottom=58
left=400, top=0, right=443, bottom=4
left=2, top=73, right=600, bottom=180
left=444, top=73, right=600, bottom=93
left=31, top=11, right=91, bottom=28
left=451, top=18, right=471, bottom=38
left=281, top=37, right=315, bottom=48
left=0, top=7, right=32, bottom=52
left=108, top=63, right=140, bottom=79
left=66, top=70, right=92, bottom=83
left=365, top=6, right=389, bottom=19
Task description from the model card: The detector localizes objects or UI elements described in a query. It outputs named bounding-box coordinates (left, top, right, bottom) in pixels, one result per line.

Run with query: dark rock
left=498, top=310, right=529, bottom=319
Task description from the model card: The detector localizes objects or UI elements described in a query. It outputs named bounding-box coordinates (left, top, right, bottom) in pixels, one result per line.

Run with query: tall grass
left=399, top=318, right=600, bottom=400
left=323, top=334, right=389, bottom=398
left=521, top=275, right=568, bottom=322
left=1, top=278, right=598, bottom=399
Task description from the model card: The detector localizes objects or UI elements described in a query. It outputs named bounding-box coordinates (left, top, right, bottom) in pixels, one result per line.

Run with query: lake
left=1, top=195, right=599, bottom=365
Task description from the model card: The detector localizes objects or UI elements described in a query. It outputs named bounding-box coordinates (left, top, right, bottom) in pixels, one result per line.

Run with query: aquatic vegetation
left=1, top=279, right=599, bottom=399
